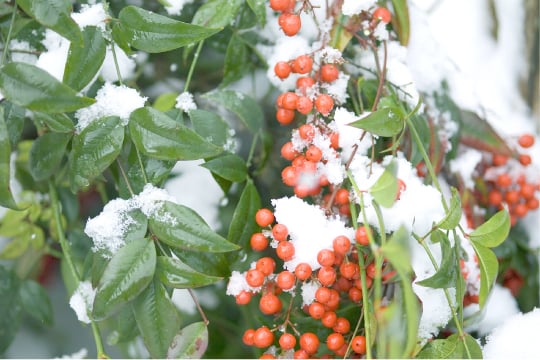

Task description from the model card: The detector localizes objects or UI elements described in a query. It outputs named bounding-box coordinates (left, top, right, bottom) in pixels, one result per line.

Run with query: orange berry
left=320, top=64, right=339, bottom=83
left=305, top=145, right=323, bottom=162
left=259, top=354, right=276, bottom=359
left=308, top=301, right=325, bottom=319
left=276, top=270, right=296, bottom=290
left=518, top=134, right=535, bottom=148
left=333, top=235, right=351, bottom=255
left=335, top=188, right=349, bottom=205
left=339, top=262, right=359, bottom=280
left=246, top=269, right=265, bottom=287
left=243, top=328, right=256, bottom=345
left=326, top=332, right=345, bottom=352
left=299, top=332, right=320, bottom=354
left=317, top=249, right=335, bottom=267
left=519, top=154, right=532, bottom=166
left=351, top=335, right=367, bottom=354
left=274, top=61, right=291, bottom=79
left=527, top=197, right=539, bottom=210
left=256, top=257, right=276, bottom=276
left=256, top=208, right=275, bottom=227
left=292, top=55, right=313, bottom=74
left=315, top=286, right=331, bottom=304
left=259, top=293, right=283, bottom=315
left=294, top=262, right=313, bottom=281
left=272, top=223, right=289, bottom=241
left=279, top=333, right=297, bottom=351
left=397, top=178, right=407, bottom=200
left=298, top=124, right=315, bottom=141
left=366, top=262, right=376, bottom=279
left=296, top=76, right=315, bottom=93
left=296, top=96, right=313, bottom=115
left=355, top=226, right=370, bottom=246
left=520, top=183, right=536, bottom=199
left=335, top=276, right=352, bottom=292
left=513, top=203, right=528, bottom=218
left=488, top=190, right=503, bottom=207
left=332, top=317, right=350, bottom=334
left=326, top=288, right=341, bottom=310
left=330, top=132, right=339, bottom=149
left=276, top=108, right=295, bottom=125
left=373, top=7, right=391, bottom=23
left=276, top=241, right=295, bottom=261
left=250, top=232, right=269, bottom=251
left=317, top=266, right=337, bottom=286
left=281, top=92, right=299, bottom=110
left=315, top=94, right=334, bottom=116
left=348, top=286, right=362, bottom=302
left=281, top=141, right=299, bottom=161
left=253, top=326, right=274, bottom=348
left=492, top=153, right=508, bottom=166
left=293, top=349, right=309, bottom=359
left=282, top=166, right=298, bottom=186
left=236, top=290, right=252, bottom=305
left=321, top=311, right=337, bottom=328
left=496, top=173, right=512, bottom=188
left=269, top=0, right=295, bottom=12
left=505, top=190, right=520, bottom=204
left=278, top=12, right=301, bottom=36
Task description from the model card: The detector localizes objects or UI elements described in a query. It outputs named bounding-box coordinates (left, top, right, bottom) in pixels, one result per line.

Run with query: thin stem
left=48, top=181, right=107, bottom=358
left=1, top=2, right=18, bottom=66
left=246, top=132, right=260, bottom=169
left=135, top=147, right=149, bottom=184
left=183, top=40, right=204, bottom=93
left=116, top=159, right=134, bottom=196
left=188, top=289, right=209, bottom=325
left=110, top=44, right=123, bottom=85
left=371, top=41, right=387, bottom=112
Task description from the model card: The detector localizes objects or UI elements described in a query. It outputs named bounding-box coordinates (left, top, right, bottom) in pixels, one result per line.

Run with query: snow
left=175, top=92, right=197, bottom=112
left=54, top=348, right=88, bottom=359
left=75, top=82, right=147, bottom=132
left=483, top=308, right=540, bottom=359
left=163, top=0, right=195, bottom=16
left=36, top=30, right=70, bottom=80
left=301, top=281, right=319, bottom=306
left=321, top=72, right=350, bottom=104
left=226, top=270, right=259, bottom=296
left=69, top=281, right=96, bottom=324
left=100, top=45, right=137, bottom=83
left=341, top=0, right=376, bottom=16
left=449, top=148, right=483, bottom=189
left=71, top=3, right=108, bottom=30
left=9, top=40, right=37, bottom=64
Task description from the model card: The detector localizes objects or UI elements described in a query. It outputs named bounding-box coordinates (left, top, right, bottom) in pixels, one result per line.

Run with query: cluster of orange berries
left=238, top=208, right=392, bottom=358
left=270, top=0, right=301, bottom=36
left=483, top=134, right=539, bottom=225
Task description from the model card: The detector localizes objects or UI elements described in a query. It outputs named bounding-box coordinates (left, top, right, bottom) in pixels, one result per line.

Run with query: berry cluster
left=270, top=0, right=301, bottom=36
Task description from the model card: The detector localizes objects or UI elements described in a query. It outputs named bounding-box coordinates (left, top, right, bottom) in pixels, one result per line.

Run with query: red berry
left=253, top=326, right=274, bottom=348
left=256, top=208, right=275, bottom=227
left=269, top=0, right=294, bottom=12
left=281, top=92, right=299, bottom=110
left=281, top=141, right=299, bottom=161
left=276, top=241, right=295, bottom=261
left=292, top=55, right=313, bottom=74
left=335, top=188, right=349, bottom=205
left=296, top=76, right=315, bottom=93
left=259, top=293, right=283, bottom=315
left=299, top=332, right=319, bottom=354
left=373, top=7, right=391, bottom=23
left=278, top=13, right=301, bottom=36
left=332, top=317, right=350, bottom=334
left=317, top=249, right=335, bottom=267
left=305, top=145, right=323, bottom=162
left=282, top=166, right=298, bottom=186
left=250, top=232, right=269, bottom=251
left=308, top=301, right=325, bottom=319
left=294, top=262, right=312, bottom=281
left=274, top=61, right=291, bottom=79
left=518, top=134, right=535, bottom=148
left=296, top=96, right=313, bottom=115
left=279, top=333, right=297, bottom=351
left=256, top=257, right=276, bottom=276
left=496, top=173, right=512, bottom=188
left=320, top=64, right=339, bottom=83
left=355, top=226, right=370, bottom=246
left=492, top=153, right=509, bottom=166
left=276, top=270, right=296, bottom=290
left=276, top=108, right=295, bottom=125
left=519, top=154, right=532, bottom=166
left=317, top=266, right=337, bottom=286
left=243, top=328, right=255, bottom=345
left=298, top=124, right=315, bottom=141
left=332, top=235, right=351, bottom=255
left=272, top=223, right=289, bottom=241
left=351, top=335, right=367, bottom=354
left=236, top=290, right=252, bottom=305
left=315, top=94, right=334, bottom=116
left=246, top=269, right=265, bottom=287
left=326, top=332, right=345, bottom=352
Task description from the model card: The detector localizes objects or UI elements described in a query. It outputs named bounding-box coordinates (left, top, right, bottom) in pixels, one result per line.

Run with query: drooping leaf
left=246, top=0, right=266, bottom=26
left=132, top=278, right=181, bottom=358
left=201, top=153, right=247, bottom=182
left=222, top=34, right=249, bottom=87
left=348, top=107, right=404, bottom=137
left=19, top=279, right=53, bottom=325
left=0, top=63, right=94, bottom=113
left=459, top=110, right=514, bottom=156
left=156, top=256, right=222, bottom=288
left=0, top=108, right=19, bottom=209
left=471, top=242, right=498, bottom=308
left=0, top=266, right=22, bottom=354
left=34, top=112, right=74, bottom=133
left=63, top=26, right=107, bottom=91
left=416, top=231, right=457, bottom=289
left=417, top=333, right=483, bottom=359
left=69, top=116, right=124, bottom=191
left=167, top=321, right=209, bottom=359
left=469, top=209, right=510, bottom=248
left=437, top=187, right=462, bottom=230
left=189, top=109, right=230, bottom=147
left=150, top=201, right=239, bottom=253
left=93, top=238, right=156, bottom=320
left=390, top=0, right=410, bottom=46
left=29, top=132, right=72, bottom=181
left=129, top=107, right=223, bottom=161
left=16, top=0, right=82, bottom=43
left=118, top=6, right=221, bottom=53
left=227, top=180, right=261, bottom=249
left=204, top=90, right=263, bottom=133
left=370, top=160, right=398, bottom=208
left=192, top=0, right=243, bottom=28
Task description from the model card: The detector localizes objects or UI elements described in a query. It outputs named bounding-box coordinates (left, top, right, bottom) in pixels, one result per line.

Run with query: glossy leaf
left=150, top=201, right=239, bottom=252
left=349, top=107, right=404, bottom=137
left=19, top=279, right=53, bottom=325
left=118, top=6, right=221, bottom=53
left=16, top=0, right=81, bottom=43
left=153, top=92, right=177, bottom=112
left=167, top=321, right=209, bottom=359
left=156, top=256, right=222, bottom=288
left=69, top=116, right=124, bottom=191
left=29, top=132, right=72, bottom=181
left=469, top=209, right=510, bottom=248
left=201, top=153, right=247, bottom=182
left=437, top=187, right=462, bottom=230
left=391, top=0, right=410, bottom=46
left=416, top=231, right=457, bottom=289
left=204, top=90, right=263, bottom=133
left=192, top=0, right=242, bottom=28
left=0, top=63, right=94, bottom=113
left=0, top=266, right=22, bottom=354
left=471, top=242, right=498, bottom=308
left=0, top=108, right=19, bottom=209
left=108, top=306, right=139, bottom=345
left=132, top=278, right=181, bottom=359
left=3, top=102, right=25, bottom=146
left=417, top=333, right=483, bottom=359
left=63, top=26, right=107, bottom=91
left=246, top=0, right=266, bottom=26
left=93, top=238, right=156, bottom=320
left=172, top=249, right=230, bottom=277
left=189, top=109, right=230, bottom=147
left=129, top=107, right=223, bottom=161
left=370, top=161, right=398, bottom=208
left=227, top=180, right=261, bottom=249
left=34, top=112, right=74, bottom=133
left=222, top=34, right=249, bottom=87
left=459, top=110, right=514, bottom=156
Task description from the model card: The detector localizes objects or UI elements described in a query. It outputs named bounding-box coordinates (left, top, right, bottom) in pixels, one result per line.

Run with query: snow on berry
left=226, top=270, right=262, bottom=297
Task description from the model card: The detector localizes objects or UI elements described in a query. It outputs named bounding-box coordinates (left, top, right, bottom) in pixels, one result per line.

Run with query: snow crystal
left=100, top=45, right=136, bottom=82
left=342, top=0, right=376, bottom=16
left=301, top=281, right=319, bottom=306
left=175, top=92, right=197, bottom=112
left=483, top=308, right=540, bottom=359
left=373, top=22, right=389, bottom=41
left=71, top=3, right=108, bottom=30
left=36, top=30, right=69, bottom=80
left=75, top=82, right=147, bottom=132
left=413, top=284, right=455, bottom=341
left=164, top=0, right=195, bottom=16
left=321, top=72, right=350, bottom=104
left=271, top=196, right=354, bottom=271
left=9, top=40, right=37, bottom=64
left=320, top=47, right=342, bottom=64
left=226, top=271, right=259, bottom=296
left=54, top=348, right=88, bottom=359
left=69, top=281, right=96, bottom=324
left=449, top=148, right=482, bottom=189
left=333, top=107, right=373, bottom=159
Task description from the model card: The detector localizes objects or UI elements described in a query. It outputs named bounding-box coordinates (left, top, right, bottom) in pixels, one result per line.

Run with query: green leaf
left=118, top=6, right=221, bottom=53
left=19, top=279, right=53, bottom=325
left=0, top=230, right=31, bottom=259
left=370, top=161, right=398, bottom=208
left=124, top=209, right=148, bottom=244
left=149, top=201, right=240, bottom=253
left=437, top=187, right=462, bottom=230
left=222, top=34, right=249, bottom=87
left=16, top=0, right=82, bottom=43
left=0, top=108, right=19, bottom=209
left=172, top=249, right=230, bottom=277
left=348, top=107, right=404, bottom=137
left=132, top=278, right=181, bottom=359
left=69, top=116, right=124, bottom=191
left=29, top=132, right=72, bottom=181
left=201, top=153, right=247, bottom=182
left=192, top=0, right=243, bottom=28
left=153, top=92, right=178, bottom=112
left=0, top=266, right=22, bottom=354
left=34, top=112, right=74, bottom=133
left=189, top=109, right=230, bottom=147
left=227, top=180, right=261, bottom=249
left=93, top=238, right=156, bottom=320
left=167, top=321, right=209, bottom=359
left=63, top=26, right=107, bottom=91
left=0, top=62, right=94, bottom=113
left=108, top=306, right=140, bottom=345
left=417, top=333, right=482, bottom=359
left=459, top=110, right=514, bottom=156
left=471, top=242, right=498, bottom=308
left=246, top=0, right=266, bottom=26
left=416, top=231, right=457, bottom=289
left=390, top=0, right=410, bottom=46
left=3, top=102, right=25, bottom=146
left=156, top=256, right=222, bottom=288
left=204, top=90, right=263, bottom=133
left=129, top=107, right=223, bottom=161
left=469, top=209, right=510, bottom=248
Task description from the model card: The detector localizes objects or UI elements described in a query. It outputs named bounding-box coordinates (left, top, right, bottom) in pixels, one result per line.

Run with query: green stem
left=110, top=43, right=123, bottom=85
left=116, top=159, right=134, bottom=196
left=135, top=147, right=149, bottom=184
left=0, top=2, right=18, bottom=66
left=48, top=181, right=107, bottom=358
left=183, top=40, right=204, bottom=93
left=246, top=132, right=260, bottom=169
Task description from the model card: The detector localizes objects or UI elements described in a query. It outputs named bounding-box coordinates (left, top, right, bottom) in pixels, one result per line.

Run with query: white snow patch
left=342, top=0, right=376, bottom=16
left=175, top=91, right=197, bottom=112
left=71, top=3, right=108, bottom=30
left=69, top=281, right=96, bottom=324
left=449, top=148, right=483, bottom=189
left=163, top=0, right=194, bottom=16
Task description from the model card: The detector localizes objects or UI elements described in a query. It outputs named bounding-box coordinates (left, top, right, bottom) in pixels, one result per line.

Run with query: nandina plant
left=0, top=0, right=538, bottom=359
